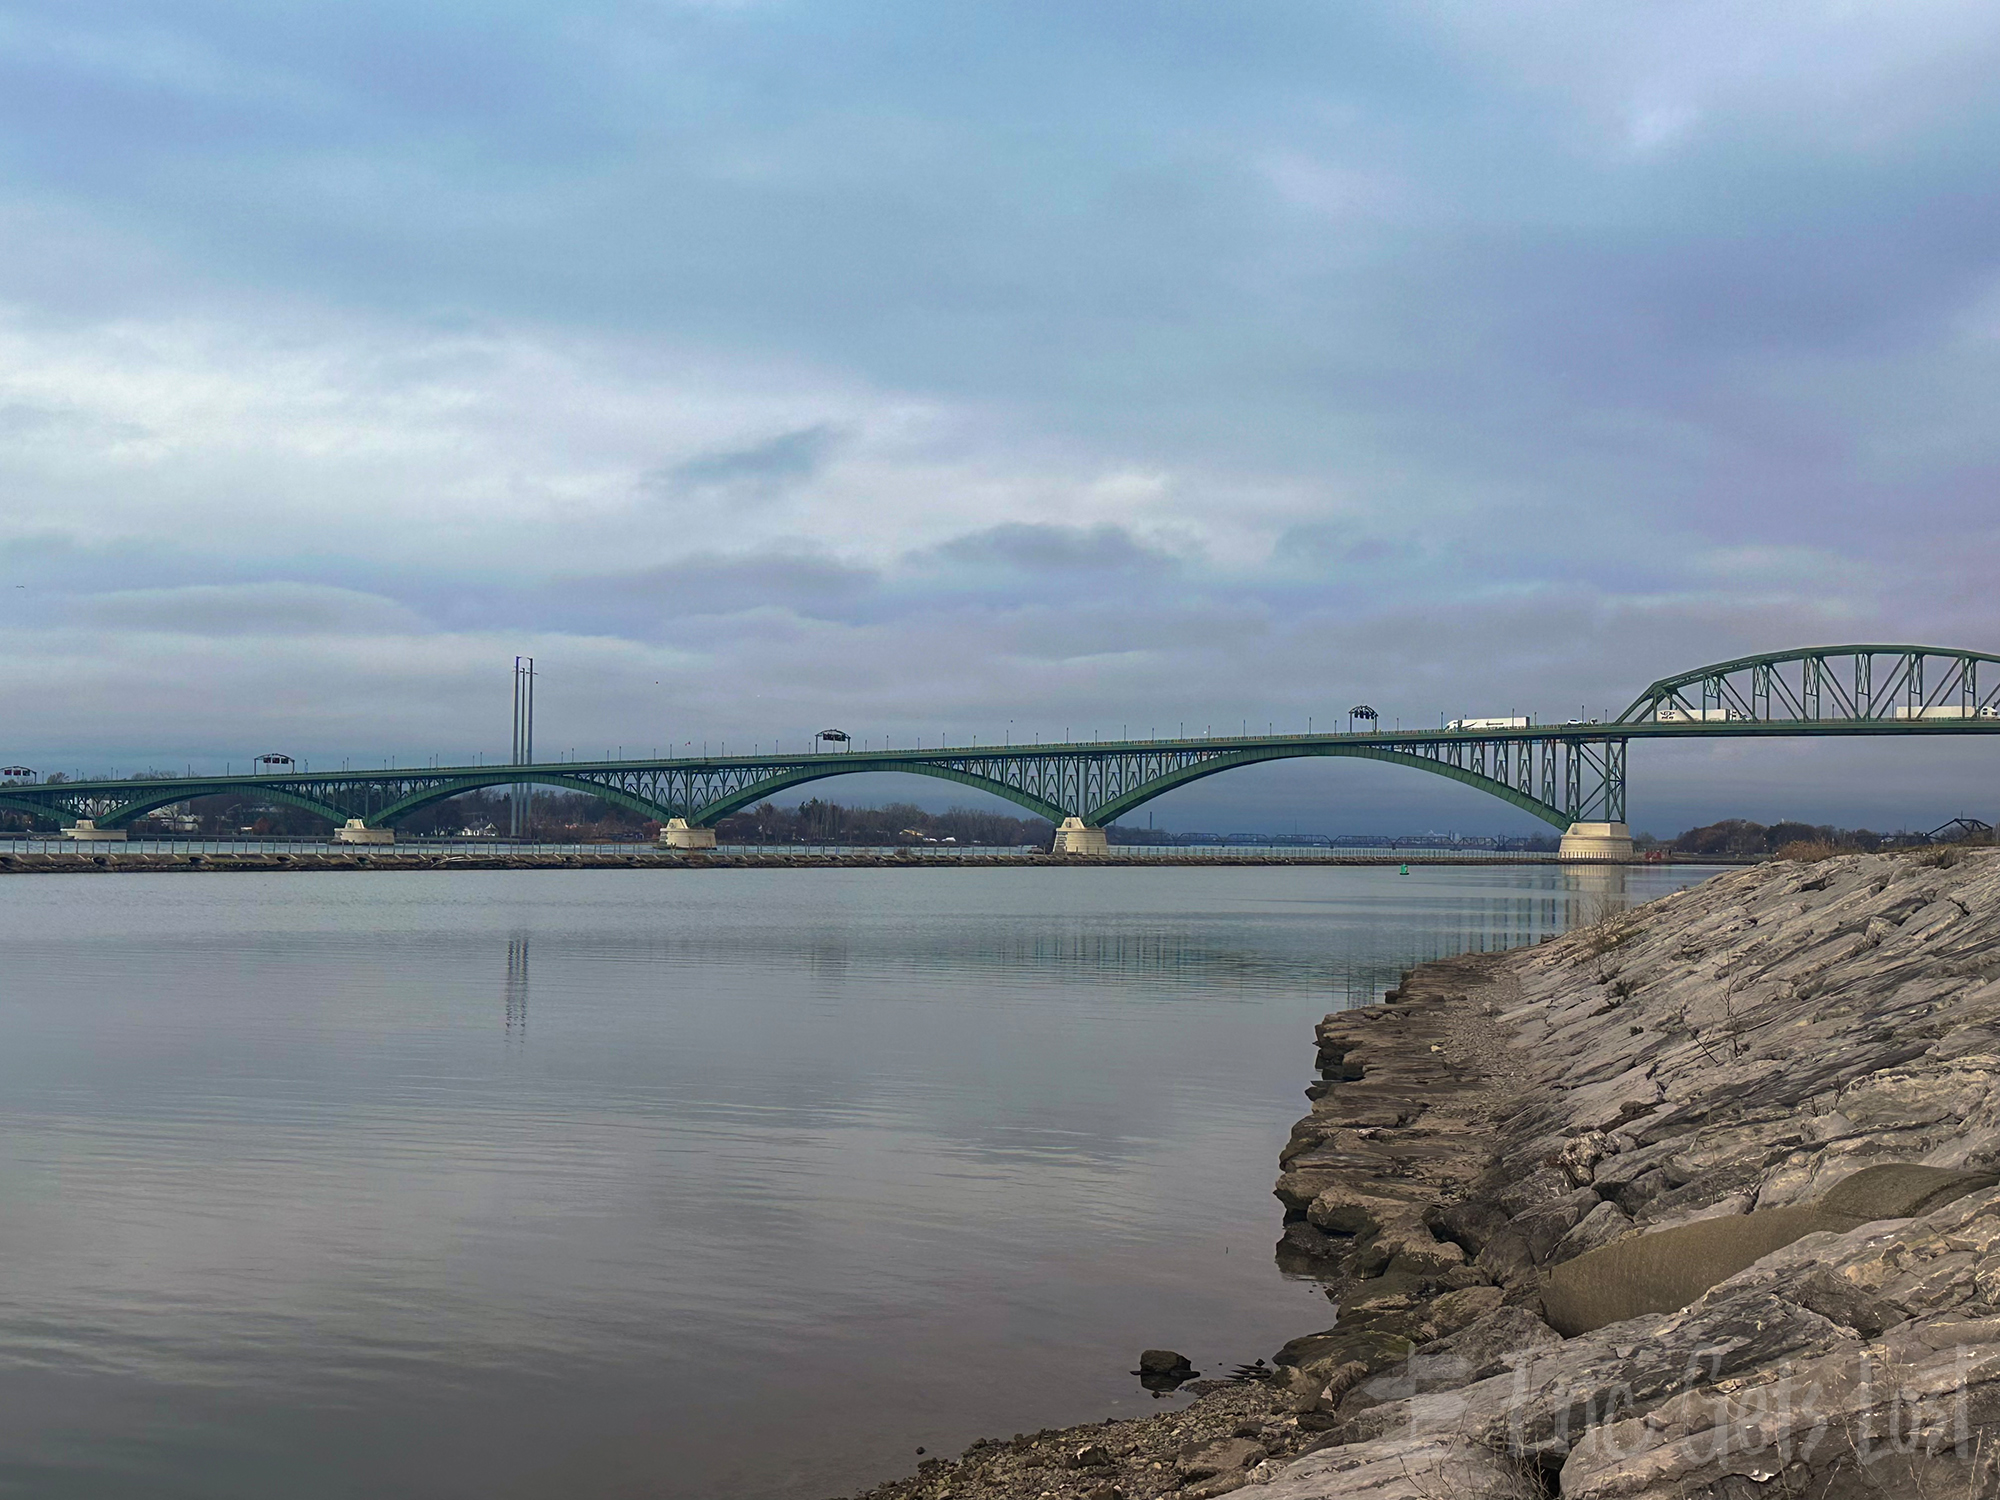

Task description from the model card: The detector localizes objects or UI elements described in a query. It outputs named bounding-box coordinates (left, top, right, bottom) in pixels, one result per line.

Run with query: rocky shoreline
left=841, top=847, right=2000, bottom=1500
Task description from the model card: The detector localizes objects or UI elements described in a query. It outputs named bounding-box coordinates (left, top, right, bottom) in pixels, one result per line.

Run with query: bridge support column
left=333, top=819, right=395, bottom=845
left=1558, top=821, right=1634, bottom=862
left=61, top=820, right=127, bottom=842
left=1052, top=817, right=1110, bottom=855
left=660, top=818, right=717, bottom=850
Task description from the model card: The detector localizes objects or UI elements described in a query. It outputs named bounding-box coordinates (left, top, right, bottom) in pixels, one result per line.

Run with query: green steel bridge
left=5, top=645, right=1997, bottom=856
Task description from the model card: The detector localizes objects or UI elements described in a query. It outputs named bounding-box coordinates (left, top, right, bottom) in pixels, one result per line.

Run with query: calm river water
left=0, top=864, right=1717, bottom=1499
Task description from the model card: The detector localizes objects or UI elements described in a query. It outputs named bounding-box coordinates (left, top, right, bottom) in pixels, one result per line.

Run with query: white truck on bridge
left=1654, top=706, right=1746, bottom=722
left=1446, top=716, right=1530, bottom=730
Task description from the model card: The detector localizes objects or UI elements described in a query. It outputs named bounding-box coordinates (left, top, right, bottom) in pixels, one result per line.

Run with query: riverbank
left=840, top=847, right=2000, bottom=1499
left=0, top=848, right=1728, bottom=874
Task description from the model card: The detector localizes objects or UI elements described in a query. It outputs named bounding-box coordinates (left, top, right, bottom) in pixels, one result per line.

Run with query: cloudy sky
left=3, top=1, right=1998, bottom=834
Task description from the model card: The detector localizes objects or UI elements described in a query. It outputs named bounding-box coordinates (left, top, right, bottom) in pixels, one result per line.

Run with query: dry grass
left=1773, top=840, right=1845, bottom=862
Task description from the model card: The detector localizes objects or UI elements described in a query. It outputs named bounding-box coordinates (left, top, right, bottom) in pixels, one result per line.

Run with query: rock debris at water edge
left=843, top=847, right=2000, bottom=1500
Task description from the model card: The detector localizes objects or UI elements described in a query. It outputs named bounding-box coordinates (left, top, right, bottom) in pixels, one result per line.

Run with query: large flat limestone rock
left=1258, top=850, right=2000, bottom=1500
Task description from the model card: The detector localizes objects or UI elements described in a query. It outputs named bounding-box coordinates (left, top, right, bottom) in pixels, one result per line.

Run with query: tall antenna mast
left=510, top=656, right=536, bottom=839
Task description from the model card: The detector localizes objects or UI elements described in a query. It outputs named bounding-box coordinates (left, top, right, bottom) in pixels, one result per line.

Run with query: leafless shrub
left=1396, top=1409, right=1549, bottom=1500
left=1573, top=901, right=1647, bottom=959
left=1577, top=893, right=1625, bottom=927
left=1835, top=1346, right=1985, bottom=1500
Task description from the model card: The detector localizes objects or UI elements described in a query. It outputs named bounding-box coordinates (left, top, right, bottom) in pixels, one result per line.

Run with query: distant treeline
left=1654, top=819, right=1992, bottom=858
left=715, top=799, right=1050, bottom=846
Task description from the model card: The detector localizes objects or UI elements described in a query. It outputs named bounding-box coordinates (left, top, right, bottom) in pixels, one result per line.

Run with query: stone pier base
left=660, top=818, right=717, bottom=850
left=61, top=820, right=127, bottom=841
left=333, top=819, right=395, bottom=845
left=1557, top=820, right=1634, bottom=861
left=1052, top=817, right=1110, bottom=855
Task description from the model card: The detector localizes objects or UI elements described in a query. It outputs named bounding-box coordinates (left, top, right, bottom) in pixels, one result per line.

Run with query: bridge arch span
left=98, top=786, right=350, bottom=829
left=1087, top=743, right=1573, bottom=829
left=366, top=773, right=679, bottom=829
left=690, top=759, right=1068, bottom=828
left=0, top=794, right=60, bottom=825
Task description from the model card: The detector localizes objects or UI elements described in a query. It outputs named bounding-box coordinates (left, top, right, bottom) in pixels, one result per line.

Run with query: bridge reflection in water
left=505, top=934, right=529, bottom=1042
left=480, top=862, right=1695, bottom=1016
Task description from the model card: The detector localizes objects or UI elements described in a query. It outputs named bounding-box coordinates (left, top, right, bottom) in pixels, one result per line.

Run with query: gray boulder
left=1176, top=1435, right=1265, bottom=1479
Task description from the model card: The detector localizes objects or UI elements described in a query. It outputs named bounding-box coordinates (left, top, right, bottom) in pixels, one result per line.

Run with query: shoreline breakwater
left=0, top=849, right=1719, bottom=874
left=844, top=848, right=2000, bottom=1500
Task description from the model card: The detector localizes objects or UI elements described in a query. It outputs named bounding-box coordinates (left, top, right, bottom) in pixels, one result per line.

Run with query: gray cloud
left=0, top=401, right=69, bottom=438
left=926, top=523, right=1177, bottom=575
left=581, top=550, right=879, bottom=620
left=71, top=583, right=430, bottom=637
left=1272, top=522, right=1421, bottom=571
left=651, top=424, right=843, bottom=498
left=1, top=4, right=1998, bottom=830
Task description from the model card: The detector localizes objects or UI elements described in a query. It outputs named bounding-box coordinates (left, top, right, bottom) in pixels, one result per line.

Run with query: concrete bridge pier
left=660, top=818, right=717, bottom=850
left=1558, top=821, right=1634, bottom=862
left=333, top=819, right=395, bottom=845
left=1052, top=818, right=1110, bottom=855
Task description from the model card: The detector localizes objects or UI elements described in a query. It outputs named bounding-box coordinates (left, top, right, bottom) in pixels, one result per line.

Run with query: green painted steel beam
left=689, top=757, right=1069, bottom=828
left=5, top=715, right=1996, bottom=811
left=4, top=639, right=1996, bottom=838
left=7, top=709, right=2000, bottom=815
left=94, top=784, right=350, bottom=828
left=1613, top=720, right=2000, bottom=739
left=3, top=717, right=1994, bottom=812
left=364, top=772, right=680, bottom=828
left=1085, top=742, right=1578, bottom=829
left=1615, top=644, right=2000, bottom=725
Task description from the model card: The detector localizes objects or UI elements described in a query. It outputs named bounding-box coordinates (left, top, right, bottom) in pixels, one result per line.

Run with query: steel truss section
left=1618, top=645, right=2000, bottom=725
